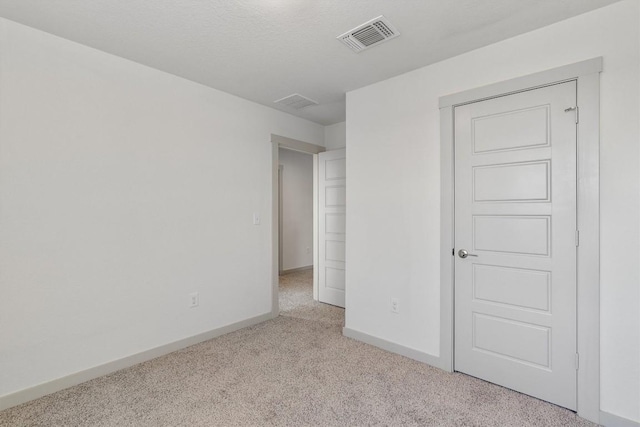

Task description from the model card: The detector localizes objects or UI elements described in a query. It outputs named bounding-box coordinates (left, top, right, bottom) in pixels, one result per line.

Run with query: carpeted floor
left=0, top=270, right=596, bottom=426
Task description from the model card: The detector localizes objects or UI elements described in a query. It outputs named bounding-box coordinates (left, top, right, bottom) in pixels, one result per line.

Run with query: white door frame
left=278, top=165, right=284, bottom=275
left=271, top=134, right=326, bottom=316
left=439, top=58, right=602, bottom=423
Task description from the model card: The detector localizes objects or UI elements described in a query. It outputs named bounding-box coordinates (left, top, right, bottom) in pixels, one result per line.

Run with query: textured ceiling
left=0, top=0, right=620, bottom=125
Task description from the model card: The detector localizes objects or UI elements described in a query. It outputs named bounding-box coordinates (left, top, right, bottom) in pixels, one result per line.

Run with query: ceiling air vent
left=337, top=16, right=400, bottom=53
left=273, top=93, right=319, bottom=109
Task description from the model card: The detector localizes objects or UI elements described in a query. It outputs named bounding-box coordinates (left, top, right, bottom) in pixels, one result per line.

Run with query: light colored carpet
left=0, top=270, right=596, bottom=426
left=278, top=269, right=344, bottom=326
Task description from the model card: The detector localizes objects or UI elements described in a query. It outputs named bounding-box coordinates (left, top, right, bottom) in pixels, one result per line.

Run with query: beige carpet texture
left=0, top=270, right=596, bottom=426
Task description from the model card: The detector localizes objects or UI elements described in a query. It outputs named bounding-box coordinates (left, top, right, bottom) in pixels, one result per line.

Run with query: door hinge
left=575, top=353, right=580, bottom=370
left=565, top=106, right=579, bottom=124
left=575, top=230, right=580, bottom=247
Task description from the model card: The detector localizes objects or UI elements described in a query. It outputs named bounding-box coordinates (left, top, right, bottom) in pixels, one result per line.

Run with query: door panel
left=325, top=213, right=346, bottom=234
left=472, top=105, right=550, bottom=153
left=326, top=240, right=345, bottom=262
left=472, top=313, right=551, bottom=368
left=454, top=82, right=577, bottom=410
left=325, top=186, right=346, bottom=206
left=318, top=149, right=346, bottom=307
left=473, top=215, right=550, bottom=255
left=473, top=264, right=550, bottom=312
left=473, top=161, right=550, bottom=202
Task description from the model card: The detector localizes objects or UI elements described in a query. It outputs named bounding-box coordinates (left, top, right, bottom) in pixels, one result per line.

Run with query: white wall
left=324, top=121, right=346, bottom=150
left=279, top=148, right=313, bottom=271
left=345, top=1, right=639, bottom=422
left=0, top=18, right=324, bottom=399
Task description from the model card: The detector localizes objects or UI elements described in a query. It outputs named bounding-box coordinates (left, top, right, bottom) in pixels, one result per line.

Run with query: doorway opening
left=271, top=134, right=346, bottom=321
left=277, top=147, right=317, bottom=318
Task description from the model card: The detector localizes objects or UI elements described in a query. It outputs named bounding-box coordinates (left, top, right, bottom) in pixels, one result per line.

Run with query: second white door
left=454, top=81, right=578, bottom=410
left=318, top=149, right=346, bottom=308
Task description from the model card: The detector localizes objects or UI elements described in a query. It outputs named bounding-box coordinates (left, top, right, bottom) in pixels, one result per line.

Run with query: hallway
left=279, top=269, right=344, bottom=326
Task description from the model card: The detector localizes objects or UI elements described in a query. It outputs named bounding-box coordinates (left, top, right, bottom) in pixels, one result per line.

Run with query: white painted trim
left=281, top=265, right=313, bottom=275
left=600, top=412, right=640, bottom=427
left=575, top=71, right=601, bottom=424
left=343, top=328, right=446, bottom=369
left=439, top=106, right=455, bottom=373
left=271, top=134, right=326, bottom=154
left=278, top=165, right=284, bottom=275
left=0, top=312, right=274, bottom=412
left=439, top=59, right=602, bottom=423
left=270, top=135, right=325, bottom=315
left=271, top=141, right=280, bottom=317
left=312, top=154, right=319, bottom=301
left=439, top=57, right=602, bottom=108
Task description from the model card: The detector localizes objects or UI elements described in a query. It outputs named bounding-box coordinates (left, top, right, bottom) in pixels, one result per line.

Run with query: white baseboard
left=0, top=312, right=275, bottom=412
left=600, top=411, right=640, bottom=427
left=280, top=265, right=313, bottom=275
left=342, top=327, right=446, bottom=370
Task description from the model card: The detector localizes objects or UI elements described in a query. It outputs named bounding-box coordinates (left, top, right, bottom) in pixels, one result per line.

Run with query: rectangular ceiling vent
left=337, top=16, right=399, bottom=53
left=273, top=93, right=319, bottom=109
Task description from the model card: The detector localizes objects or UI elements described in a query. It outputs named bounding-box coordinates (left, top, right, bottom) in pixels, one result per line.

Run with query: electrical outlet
left=306, top=247, right=311, bottom=254
left=391, top=298, right=399, bottom=314
left=189, top=292, right=199, bottom=308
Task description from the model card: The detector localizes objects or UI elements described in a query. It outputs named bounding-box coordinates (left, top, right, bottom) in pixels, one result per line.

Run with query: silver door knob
left=458, top=249, right=478, bottom=259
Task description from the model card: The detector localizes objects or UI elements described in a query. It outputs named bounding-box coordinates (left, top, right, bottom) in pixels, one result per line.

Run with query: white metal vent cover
left=273, top=93, right=319, bottom=109
left=337, top=16, right=400, bottom=53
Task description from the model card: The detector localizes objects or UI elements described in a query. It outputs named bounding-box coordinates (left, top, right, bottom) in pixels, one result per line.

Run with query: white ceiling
left=0, top=0, right=620, bottom=125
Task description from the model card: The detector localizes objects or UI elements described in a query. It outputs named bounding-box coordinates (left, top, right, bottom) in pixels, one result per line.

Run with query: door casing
left=439, top=58, right=602, bottom=423
left=278, top=165, right=284, bottom=275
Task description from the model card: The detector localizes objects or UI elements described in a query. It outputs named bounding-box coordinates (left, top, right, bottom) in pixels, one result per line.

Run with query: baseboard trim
left=280, top=265, right=313, bottom=275
left=342, top=327, right=446, bottom=370
left=0, top=311, right=275, bottom=412
left=600, top=411, right=640, bottom=427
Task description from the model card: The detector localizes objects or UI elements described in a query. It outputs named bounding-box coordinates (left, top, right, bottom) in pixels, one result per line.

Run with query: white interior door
left=318, top=149, right=346, bottom=308
left=454, top=81, right=578, bottom=410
